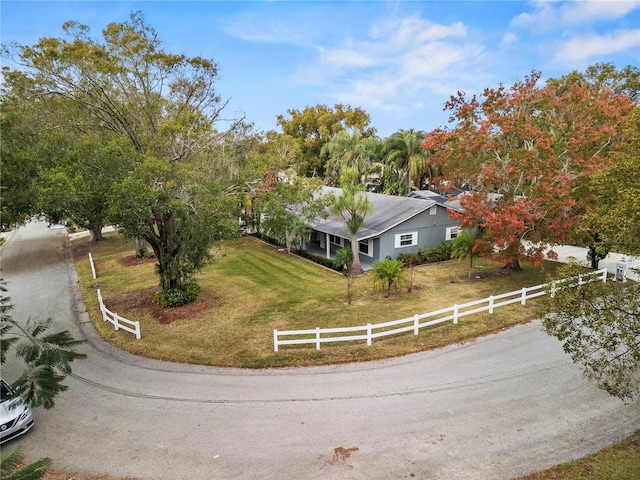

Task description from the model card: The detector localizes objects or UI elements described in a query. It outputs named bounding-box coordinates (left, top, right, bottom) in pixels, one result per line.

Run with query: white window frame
left=429, top=205, right=437, bottom=216
left=394, top=232, right=418, bottom=248
left=329, top=234, right=344, bottom=247
left=358, top=239, right=373, bottom=257
left=446, top=226, right=461, bottom=241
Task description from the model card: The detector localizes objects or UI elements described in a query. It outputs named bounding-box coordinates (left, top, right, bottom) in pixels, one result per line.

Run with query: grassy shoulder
left=72, top=232, right=561, bottom=368
left=516, top=430, right=640, bottom=480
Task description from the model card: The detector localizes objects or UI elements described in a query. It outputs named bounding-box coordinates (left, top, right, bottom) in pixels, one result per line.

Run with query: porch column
left=326, top=233, right=330, bottom=259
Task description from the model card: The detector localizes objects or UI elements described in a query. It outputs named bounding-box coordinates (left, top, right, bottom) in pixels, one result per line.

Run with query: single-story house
left=303, top=187, right=462, bottom=269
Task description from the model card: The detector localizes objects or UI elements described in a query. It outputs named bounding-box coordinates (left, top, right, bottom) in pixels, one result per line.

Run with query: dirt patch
left=118, top=255, right=156, bottom=267
left=105, top=287, right=220, bottom=324
left=330, top=446, right=359, bottom=464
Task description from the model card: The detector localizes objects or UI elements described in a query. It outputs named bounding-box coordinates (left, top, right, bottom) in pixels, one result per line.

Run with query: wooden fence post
left=273, top=330, right=278, bottom=352
left=414, top=315, right=420, bottom=335
left=367, top=323, right=372, bottom=346
left=489, top=296, right=494, bottom=314
left=521, top=287, right=527, bottom=306
left=453, top=305, right=459, bottom=324
left=89, top=253, right=96, bottom=279
left=315, top=327, right=321, bottom=350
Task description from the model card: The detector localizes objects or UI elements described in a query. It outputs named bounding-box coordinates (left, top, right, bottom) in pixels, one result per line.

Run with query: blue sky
left=2, top=1, right=639, bottom=137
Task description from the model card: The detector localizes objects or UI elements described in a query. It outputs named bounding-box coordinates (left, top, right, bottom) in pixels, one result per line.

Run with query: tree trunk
left=503, top=258, right=522, bottom=271
left=350, top=234, right=364, bottom=276
left=588, top=245, right=600, bottom=269
left=145, top=214, right=182, bottom=291
left=135, top=236, right=150, bottom=258
left=89, top=223, right=104, bottom=242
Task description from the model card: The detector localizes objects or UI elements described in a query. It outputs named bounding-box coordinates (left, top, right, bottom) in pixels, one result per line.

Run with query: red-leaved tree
left=424, top=70, right=634, bottom=269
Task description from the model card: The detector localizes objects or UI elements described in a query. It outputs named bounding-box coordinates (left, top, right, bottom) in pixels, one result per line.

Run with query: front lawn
left=72, top=233, right=560, bottom=368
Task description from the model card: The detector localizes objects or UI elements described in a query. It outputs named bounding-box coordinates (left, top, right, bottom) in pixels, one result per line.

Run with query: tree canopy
left=424, top=69, right=635, bottom=269
left=3, top=11, right=247, bottom=292
left=543, top=264, right=640, bottom=401
left=260, top=170, right=334, bottom=254
left=276, top=104, right=375, bottom=177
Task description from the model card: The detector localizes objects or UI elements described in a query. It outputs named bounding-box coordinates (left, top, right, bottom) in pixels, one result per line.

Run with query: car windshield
left=0, top=381, right=15, bottom=402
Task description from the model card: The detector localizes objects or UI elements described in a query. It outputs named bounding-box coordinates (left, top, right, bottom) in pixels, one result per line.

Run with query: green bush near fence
left=397, top=240, right=453, bottom=266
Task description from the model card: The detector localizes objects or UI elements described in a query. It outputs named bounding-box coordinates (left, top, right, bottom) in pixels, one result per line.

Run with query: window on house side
left=430, top=205, right=437, bottom=215
left=394, top=232, right=417, bottom=248
left=446, top=226, right=460, bottom=241
left=329, top=235, right=343, bottom=246
left=359, top=239, right=372, bottom=256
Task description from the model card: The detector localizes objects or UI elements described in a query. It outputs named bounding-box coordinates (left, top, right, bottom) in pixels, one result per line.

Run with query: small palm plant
left=370, top=258, right=406, bottom=297
left=450, top=228, right=482, bottom=279
left=0, top=445, right=52, bottom=480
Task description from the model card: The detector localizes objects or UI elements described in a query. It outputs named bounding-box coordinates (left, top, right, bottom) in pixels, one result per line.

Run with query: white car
left=0, top=378, right=34, bottom=444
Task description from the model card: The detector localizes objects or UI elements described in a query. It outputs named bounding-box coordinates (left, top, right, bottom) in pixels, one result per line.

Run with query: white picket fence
left=90, top=253, right=141, bottom=339
left=97, top=288, right=141, bottom=340
left=273, top=269, right=608, bottom=352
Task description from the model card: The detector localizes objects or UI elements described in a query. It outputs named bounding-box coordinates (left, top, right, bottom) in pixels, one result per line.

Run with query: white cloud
left=553, top=29, right=640, bottom=62
left=512, top=0, right=640, bottom=30
left=510, top=0, right=560, bottom=31
left=501, top=32, right=519, bottom=46
left=560, top=0, right=640, bottom=24
left=293, top=15, right=485, bottom=116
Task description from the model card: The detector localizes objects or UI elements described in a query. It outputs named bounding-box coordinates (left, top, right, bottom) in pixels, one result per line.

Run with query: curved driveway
left=1, top=222, right=638, bottom=480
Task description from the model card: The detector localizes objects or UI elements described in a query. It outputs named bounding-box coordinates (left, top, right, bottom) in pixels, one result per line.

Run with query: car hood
left=0, top=398, right=28, bottom=423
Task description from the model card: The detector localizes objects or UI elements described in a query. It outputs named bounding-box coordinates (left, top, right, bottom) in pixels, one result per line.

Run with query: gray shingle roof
left=312, top=186, right=438, bottom=241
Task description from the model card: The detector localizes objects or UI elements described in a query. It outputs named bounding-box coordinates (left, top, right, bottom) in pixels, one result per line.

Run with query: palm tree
left=333, top=167, right=373, bottom=276
left=0, top=446, right=52, bottom=480
left=322, top=129, right=382, bottom=187
left=370, top=258, right=406, bottom=297
left=450, top=228, right=482, bottom=279
left=334, top=247, right=355, bottom=304
left=383, top=129, right=432, bottom=194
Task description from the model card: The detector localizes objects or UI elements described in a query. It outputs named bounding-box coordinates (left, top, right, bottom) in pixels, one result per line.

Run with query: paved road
left=1, top=222, right=638, bottom=480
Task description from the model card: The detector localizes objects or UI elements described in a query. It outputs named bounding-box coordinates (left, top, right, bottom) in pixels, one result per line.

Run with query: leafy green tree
left=543, top=264, right=640, bottom=401
left=546, top=62, right=639, bottom=101
left=34, top=133, right=136, bottom=241
left=450, top=228, right=482, bottom=279
left=333, top=167, right=373, bottom=276
left=261, top=170, right=333, bottom=253
left=585, top=106, right=640, bottom=255
left=0, top=445, right=52, bottom=480
left=111, top=154, right=239, bottom=291
left=276, top=104, right=375, bottom=177
left=4, top=12, right=246, bottom=292
left=369, top=258, right=406, bottom=297
left=0, top=71, right=50, bottom=230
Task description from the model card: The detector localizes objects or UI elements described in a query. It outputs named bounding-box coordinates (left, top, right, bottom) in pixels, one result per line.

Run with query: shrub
left=153, top=282, right=201, bottom=308
left=420, top=241, right=453, bottom=263
left=297, top=250, right=343, bottom=271
left=397, top=252, right=423, bottom=266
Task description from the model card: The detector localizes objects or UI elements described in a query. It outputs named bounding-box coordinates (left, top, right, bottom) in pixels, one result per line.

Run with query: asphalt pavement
left=0, top=222, right=638, bottom=480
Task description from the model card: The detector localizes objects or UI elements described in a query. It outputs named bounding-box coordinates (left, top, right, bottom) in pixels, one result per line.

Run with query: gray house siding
left=376, top=205, right=458, bottom=260
left=304, top=187, right=461, bottom=269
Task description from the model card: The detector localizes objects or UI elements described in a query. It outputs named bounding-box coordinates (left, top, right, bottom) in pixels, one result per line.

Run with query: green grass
left=72, top=233, right=561, bottom=368
left=70, top=233, right=637, bottom=479
left=516, top=430, right=640, bottom=480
